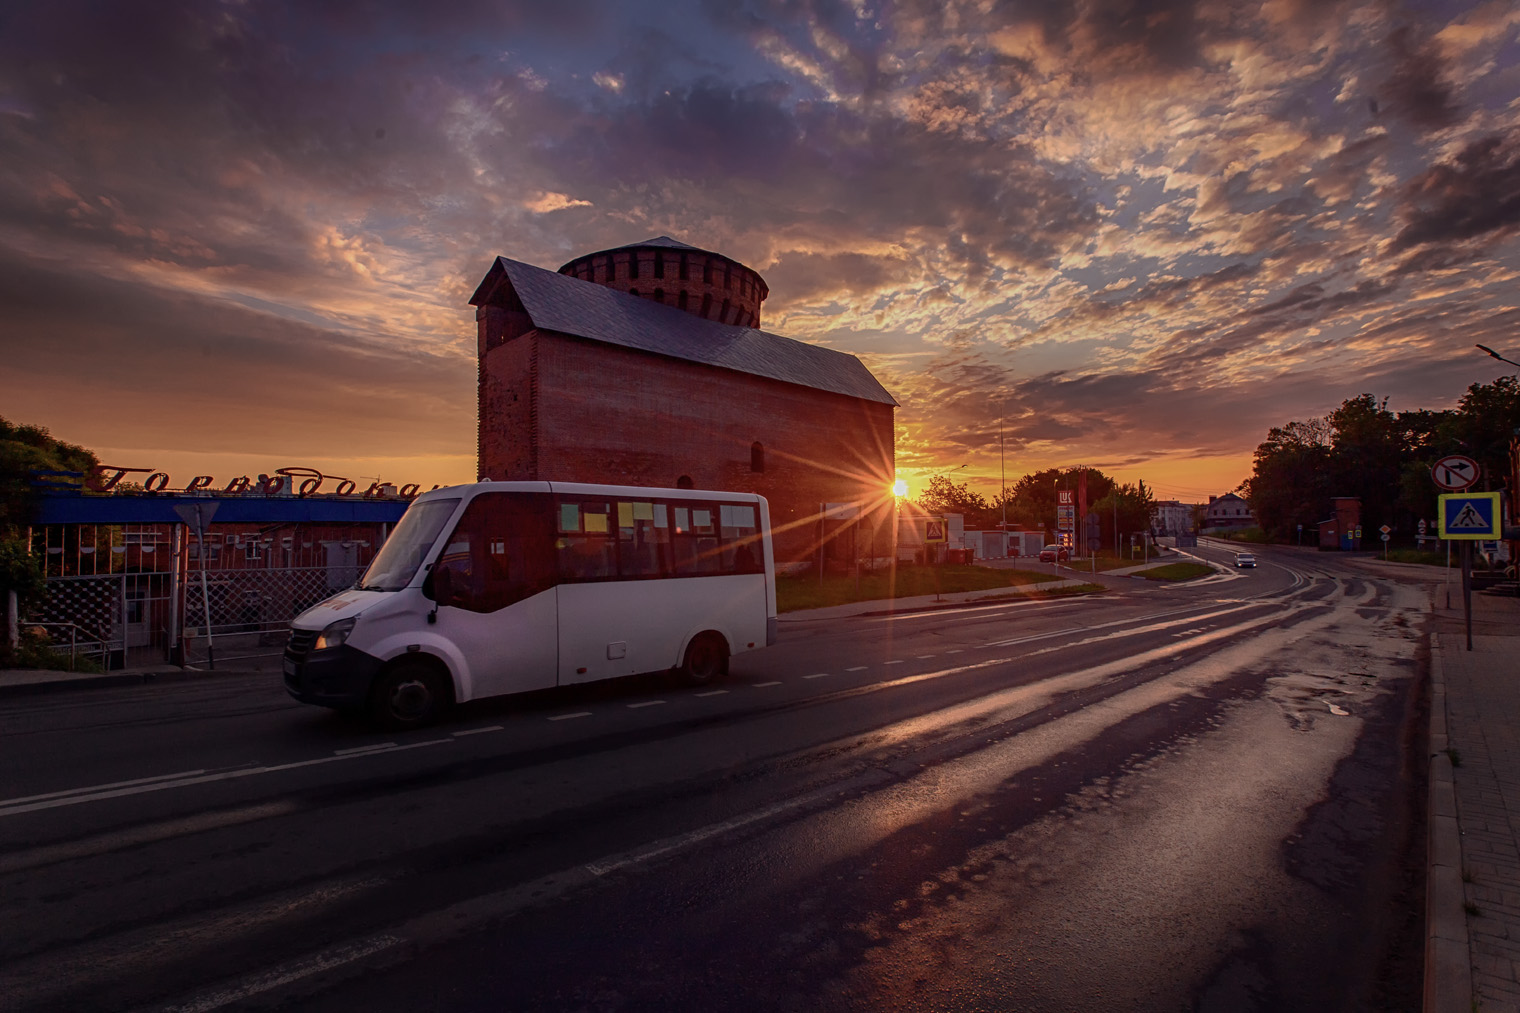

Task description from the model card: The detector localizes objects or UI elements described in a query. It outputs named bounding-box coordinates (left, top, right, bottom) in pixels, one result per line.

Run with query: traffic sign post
left=172, top=501, right=220, bottom=670
left=1432, top=455, right=1480, bottom=492
left=1438, top=492, right=1501, bottom=652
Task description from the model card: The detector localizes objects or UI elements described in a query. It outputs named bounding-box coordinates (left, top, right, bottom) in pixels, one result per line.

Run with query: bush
left=0, top=626, right=103, bottom=672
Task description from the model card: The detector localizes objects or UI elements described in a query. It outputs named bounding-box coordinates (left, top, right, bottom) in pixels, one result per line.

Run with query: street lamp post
left=1476, top=344, right=1520, bottom=370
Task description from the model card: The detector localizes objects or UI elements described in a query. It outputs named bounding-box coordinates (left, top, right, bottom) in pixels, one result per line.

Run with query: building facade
left=1203, top=492, right=1256, bottom=530
left=472, top=237, right=898, bottom=568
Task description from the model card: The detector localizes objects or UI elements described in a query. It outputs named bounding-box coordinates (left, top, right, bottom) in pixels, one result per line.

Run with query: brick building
left=470, top=237, right=898, bottom=567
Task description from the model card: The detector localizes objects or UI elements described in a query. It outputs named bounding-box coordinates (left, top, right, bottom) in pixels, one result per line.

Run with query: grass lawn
left=1129, top=561, right=1215, bottom=582
left=1385, top=549, right=1448, bottom=566
left=776, top=564, right=1067, bottom=613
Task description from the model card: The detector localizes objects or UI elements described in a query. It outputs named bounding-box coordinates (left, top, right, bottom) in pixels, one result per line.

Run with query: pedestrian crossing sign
left=1438, top=491, right=1501, bottom=540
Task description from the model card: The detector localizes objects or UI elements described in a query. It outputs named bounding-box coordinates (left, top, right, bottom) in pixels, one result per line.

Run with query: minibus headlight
left=313, top=618, right=357, bottom=652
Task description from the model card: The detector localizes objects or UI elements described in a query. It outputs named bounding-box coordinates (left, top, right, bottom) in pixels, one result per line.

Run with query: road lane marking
left=0, top=800, right=301, bottom=875
left=333, top=743, right=397, bottom=756
left=883, top=659, right=904, bottom=665
left=547, top=711, right=592, bottom=721
left=986, top=602, right=1260, bottom=650
left=916, top=655, right=937, bottom=659
left=627, top=700, right=666, bottom=709
left=451, top=725, right=503, bottom=736
left=694, top=689, right=729, bottom=697
left=0, top=768, right=211, bottom=808
left=802, top=673, right=830, bottom=680
left=753, top=681, right=782, bottom=687
left=846, top=666, right=868, bottom=672
left=0, top=740, right=451, bottom=818
left=158, top=934, right=402, bottom=1013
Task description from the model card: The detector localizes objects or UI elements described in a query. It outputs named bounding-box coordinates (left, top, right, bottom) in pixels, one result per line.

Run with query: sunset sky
left=3, top=0, right=1519, bottom=504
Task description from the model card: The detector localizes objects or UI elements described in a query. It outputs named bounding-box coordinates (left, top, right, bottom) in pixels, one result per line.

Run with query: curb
left=1425, top=631, right=1472, bottom=1013
left=0, top=667, right=256, bottom=700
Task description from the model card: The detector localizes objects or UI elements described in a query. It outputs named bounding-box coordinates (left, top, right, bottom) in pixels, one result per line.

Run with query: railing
left=28, top=621, right=110, bottom=671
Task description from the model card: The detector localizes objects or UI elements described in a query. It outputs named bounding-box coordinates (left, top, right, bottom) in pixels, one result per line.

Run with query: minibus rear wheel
left=370, top=657, right=451, bottom=729
left=679, top=632, right=728, bottom=686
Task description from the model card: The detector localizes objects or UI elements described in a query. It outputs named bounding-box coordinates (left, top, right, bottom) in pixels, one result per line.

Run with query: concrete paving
left=1427, top=581, right=1520, bottom=1012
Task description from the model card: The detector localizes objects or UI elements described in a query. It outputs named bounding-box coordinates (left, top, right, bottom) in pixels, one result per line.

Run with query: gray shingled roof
left=474, top=256, right=898, bottom=406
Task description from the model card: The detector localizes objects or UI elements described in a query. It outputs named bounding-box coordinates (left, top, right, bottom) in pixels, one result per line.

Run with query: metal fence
left=180, top=565, right=352, bottom=665
left=29, top=520, right=382, bottom=669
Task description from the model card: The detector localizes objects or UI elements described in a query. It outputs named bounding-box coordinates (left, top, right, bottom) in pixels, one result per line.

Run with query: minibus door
left=429, top=493, right=559, bottom=700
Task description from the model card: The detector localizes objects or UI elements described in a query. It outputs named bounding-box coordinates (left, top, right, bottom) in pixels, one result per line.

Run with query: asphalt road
left=0, top=543, right=1429, bottom=1012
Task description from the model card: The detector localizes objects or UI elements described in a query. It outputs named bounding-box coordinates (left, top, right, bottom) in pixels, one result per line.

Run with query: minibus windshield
left=358, top=497, right=461, bottom=591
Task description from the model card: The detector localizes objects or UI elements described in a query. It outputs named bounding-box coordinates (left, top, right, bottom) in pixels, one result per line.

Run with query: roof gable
left=471, top=256, right=898, bottom=407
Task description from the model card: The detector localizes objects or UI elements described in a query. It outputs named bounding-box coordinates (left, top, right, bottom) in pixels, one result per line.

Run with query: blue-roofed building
left=470, top=237, right=898, bottom=567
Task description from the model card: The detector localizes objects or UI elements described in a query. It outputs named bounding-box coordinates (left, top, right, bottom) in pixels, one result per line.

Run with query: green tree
left=916, top=474, right=992, bottom=528
left=1241, top=417, right=1333, bottom=539
left=1, top=416, right=97, bottom=627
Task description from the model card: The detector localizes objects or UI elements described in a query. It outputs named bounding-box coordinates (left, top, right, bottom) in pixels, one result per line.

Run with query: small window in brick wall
left=751, top=442, right=764, bottom=473
left=654, top=251, right=665, bottom=279
left=677, top=475, right=694, bottom=489
left=678, top=291, right=689, bottom=311
left=654, top=288, right=665, bottom=303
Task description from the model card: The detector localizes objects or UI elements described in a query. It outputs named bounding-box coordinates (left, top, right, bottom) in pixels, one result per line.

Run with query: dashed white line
left=845, top=666, right=868, bottom=672
left=916, top=654, right=937, bottom=659
left=753, top=680, right=782, bottom=687
left=451, top=725, right=503, bottom=737
left=627, top=700, right=666, bottom=709
left=883, top=659, right=904, bottom=665
left=547, top=711, right=592, bottom=721
left=334, top=743, right=397, bottom=756
left=694, top=689, right=729, bottom=697
left=802, top=673, right=830, bottom=680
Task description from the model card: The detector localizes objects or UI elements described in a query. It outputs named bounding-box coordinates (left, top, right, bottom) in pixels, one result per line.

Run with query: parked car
left=1039, top=545, right=1070, bottom=563
left=1234, top=552, right=1256, bottom=568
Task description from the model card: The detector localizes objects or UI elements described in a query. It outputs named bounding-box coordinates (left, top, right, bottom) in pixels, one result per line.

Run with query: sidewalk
left=0, top=655, right=276, bottom=698
left=1428, top=580, right=1520, bottom=1012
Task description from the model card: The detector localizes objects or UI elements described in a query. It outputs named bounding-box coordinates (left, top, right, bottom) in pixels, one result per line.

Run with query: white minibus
left=283, top=482, right=776, bottom=727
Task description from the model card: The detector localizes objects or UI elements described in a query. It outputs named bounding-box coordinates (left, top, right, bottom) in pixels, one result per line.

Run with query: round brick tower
left=557, top=236, right=769, bottom=329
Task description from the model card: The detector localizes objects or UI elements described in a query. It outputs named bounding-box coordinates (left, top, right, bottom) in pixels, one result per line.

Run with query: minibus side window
left=720, top=503, right=761, bottom=573
left=671, top=503, right=722, bottom=575
left=557, top=499, right=616, bottom=580
left=617, top=500, right=669, bottom=578
left=434, top=493, right=555, bottom=612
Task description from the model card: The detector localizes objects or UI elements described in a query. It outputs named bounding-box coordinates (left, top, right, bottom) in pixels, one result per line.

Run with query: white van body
left=283, top=482, right=776, bottom=724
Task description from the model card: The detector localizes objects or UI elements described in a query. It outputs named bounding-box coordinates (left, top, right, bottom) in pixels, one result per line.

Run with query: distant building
left=1151, top=500, right=1194, bottom=535
left=471, top=236, right=898, bottom=568
left=1203, top=492, right=1255, bottom=529
left=1318, top=497, right=1363, bottom=551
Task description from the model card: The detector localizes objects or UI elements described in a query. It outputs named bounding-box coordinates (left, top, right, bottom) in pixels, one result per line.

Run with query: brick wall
left=478, top=329, right=895, bottom=565
left=558, top=248, right=767, bottom=328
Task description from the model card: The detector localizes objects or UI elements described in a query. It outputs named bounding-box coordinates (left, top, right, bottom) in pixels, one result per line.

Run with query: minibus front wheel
left=370, top=656, right=452, bottom=729
left=679, top=632, right=729, bottom=686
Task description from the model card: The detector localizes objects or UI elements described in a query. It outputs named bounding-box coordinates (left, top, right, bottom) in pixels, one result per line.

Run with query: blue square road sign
left=1438, top=492, right=1500, bottom=540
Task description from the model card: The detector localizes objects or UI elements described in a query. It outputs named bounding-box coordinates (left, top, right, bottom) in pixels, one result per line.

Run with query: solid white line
left=627, top=700, right=666, bottom=709
left=0, top=740, right=451, bottom=819
left=451, top=725, right=504, bottom=737
left=0, top=768, right=211, bottom=808
left=159, top=934, right=402, bottom=1013
left=753, top=681, right=782, bottom=687
left=547, top=711, right=592, bottom=721
left=693, top=689, right=728, bottom=697
left=802, top=673, right=830, bottom=680
left=333, top=743, right=397, bottom=755
left=845, top=666, right=868, bottom=672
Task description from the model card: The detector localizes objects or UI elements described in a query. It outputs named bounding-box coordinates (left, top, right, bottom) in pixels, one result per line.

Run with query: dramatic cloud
left=1, top=0, right=1517, bottom=501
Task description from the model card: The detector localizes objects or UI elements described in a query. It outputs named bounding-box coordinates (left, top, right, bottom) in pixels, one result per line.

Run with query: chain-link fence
left=181, top=566, right=348, bottom=665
